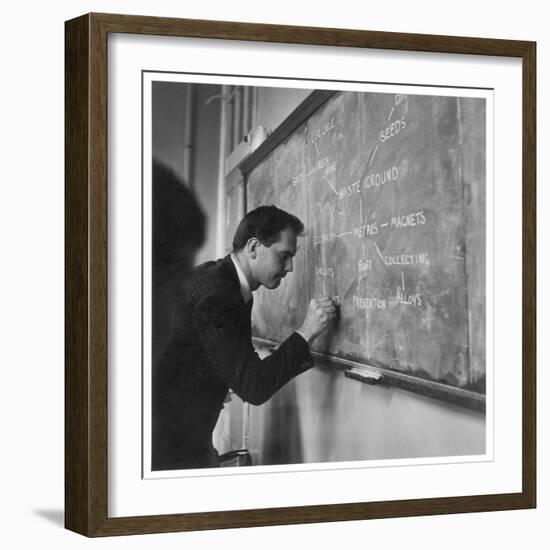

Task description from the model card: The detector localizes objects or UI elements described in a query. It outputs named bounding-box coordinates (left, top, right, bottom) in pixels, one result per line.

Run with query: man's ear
left=247, top=237, right=260, bottom=259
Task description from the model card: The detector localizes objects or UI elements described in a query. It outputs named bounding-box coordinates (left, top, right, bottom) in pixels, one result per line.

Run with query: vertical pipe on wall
left=243, top=87, right=250, bottom=137
left=216, top=85, right=228, bottom=258
left=233, top=86, right=242, bottom=148
left=251, top=87, right=258, bottom=134
left=212, top=85, right=231, bottom=454
left=183, top=83, right=195, bottom=189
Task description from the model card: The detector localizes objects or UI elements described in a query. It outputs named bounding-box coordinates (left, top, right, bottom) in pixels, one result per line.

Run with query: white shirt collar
left=230, top=254, right=253, bottom=304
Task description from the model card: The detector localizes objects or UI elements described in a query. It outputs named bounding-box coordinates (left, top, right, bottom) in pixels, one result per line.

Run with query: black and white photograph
left=146, top=76, right=490, bottom=474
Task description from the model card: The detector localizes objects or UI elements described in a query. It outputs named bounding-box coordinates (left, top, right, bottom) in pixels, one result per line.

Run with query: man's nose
left=285, top=257, right=293, bottom=272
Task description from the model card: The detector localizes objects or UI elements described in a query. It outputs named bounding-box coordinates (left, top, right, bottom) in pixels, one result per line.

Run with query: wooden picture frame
left=65, top=12, right=536, bottom=537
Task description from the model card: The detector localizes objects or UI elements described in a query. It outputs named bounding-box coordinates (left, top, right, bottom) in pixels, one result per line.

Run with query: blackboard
left=242, top=89, right=486, bottom=408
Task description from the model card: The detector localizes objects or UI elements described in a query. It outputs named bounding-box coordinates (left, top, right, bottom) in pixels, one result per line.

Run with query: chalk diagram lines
left=323, top=175, right=339, bottom=197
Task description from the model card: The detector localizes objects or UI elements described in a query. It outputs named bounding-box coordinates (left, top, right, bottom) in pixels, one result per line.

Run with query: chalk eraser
left=345, top=367, right=383, bottom=385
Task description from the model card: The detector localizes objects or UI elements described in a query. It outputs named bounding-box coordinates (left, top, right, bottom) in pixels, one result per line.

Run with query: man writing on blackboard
left=152, top=200, right=336, bottom=471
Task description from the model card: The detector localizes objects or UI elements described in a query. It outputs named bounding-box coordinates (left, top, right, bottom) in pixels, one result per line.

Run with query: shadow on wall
left=259, top=381, right=304, bottom=465
left=151, top=159, right=209, bottom=470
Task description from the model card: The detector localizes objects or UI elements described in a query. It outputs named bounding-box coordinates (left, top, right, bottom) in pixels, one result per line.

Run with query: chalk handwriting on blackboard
left=311, top=117, right=336, bottom=143
left=383, top=253, right=430, bottom=266
left=379, top=116, right=407, bottom=143
left=247, top=90, right=486, bottom=395
left=364, top=166, right=400, bottom=190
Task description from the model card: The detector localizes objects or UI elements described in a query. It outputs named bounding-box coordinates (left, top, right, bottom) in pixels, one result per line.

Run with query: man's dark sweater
left=152, top=254, right=313, bottom=470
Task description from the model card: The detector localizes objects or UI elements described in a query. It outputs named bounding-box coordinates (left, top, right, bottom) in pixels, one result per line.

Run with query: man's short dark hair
left=232, top=205, right=304, bottom=251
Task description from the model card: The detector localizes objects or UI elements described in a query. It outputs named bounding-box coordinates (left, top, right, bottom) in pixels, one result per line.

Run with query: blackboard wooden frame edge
left=64, top=12, right=536, bottom=537
left=240, top=90, right=337, bottom=176
left=342, top=362, right=486, bottom=413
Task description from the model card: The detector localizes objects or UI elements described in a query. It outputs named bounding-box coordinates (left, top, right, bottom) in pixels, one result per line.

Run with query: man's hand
left=297, top=297, right=337, bottom=344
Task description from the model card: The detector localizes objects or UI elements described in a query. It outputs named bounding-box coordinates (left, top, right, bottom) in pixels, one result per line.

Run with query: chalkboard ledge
left=252, top=336, right=485, bottom=414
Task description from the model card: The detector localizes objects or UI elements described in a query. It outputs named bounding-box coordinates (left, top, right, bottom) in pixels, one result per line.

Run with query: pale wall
left=249, top=361, right=484, bottom=465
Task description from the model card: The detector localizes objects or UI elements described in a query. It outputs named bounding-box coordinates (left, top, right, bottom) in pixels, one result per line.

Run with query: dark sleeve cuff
left=286, top=331, right=314, bottom=371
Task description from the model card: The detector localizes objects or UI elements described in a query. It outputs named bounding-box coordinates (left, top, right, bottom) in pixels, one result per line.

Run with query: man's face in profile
left=254, top=227, right=297, bottom=290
